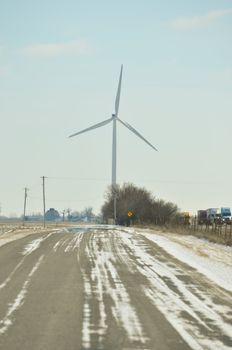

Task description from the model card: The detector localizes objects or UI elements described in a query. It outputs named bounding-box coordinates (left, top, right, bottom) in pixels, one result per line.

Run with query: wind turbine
left=69, top=65, right=158, bottom=188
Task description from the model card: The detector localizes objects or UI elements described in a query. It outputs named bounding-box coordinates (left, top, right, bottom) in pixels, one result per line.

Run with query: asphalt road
left=0, top=225, right=232, bottom=350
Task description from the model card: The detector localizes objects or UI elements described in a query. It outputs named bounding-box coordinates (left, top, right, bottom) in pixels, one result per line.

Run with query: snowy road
left=0, top=225, right=232, bottom=350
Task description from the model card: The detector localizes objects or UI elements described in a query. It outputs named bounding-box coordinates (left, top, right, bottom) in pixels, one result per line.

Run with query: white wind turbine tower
left=69, top=65, right=158, bottom=221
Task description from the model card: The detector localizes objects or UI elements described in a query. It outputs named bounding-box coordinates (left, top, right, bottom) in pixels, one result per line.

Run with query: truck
left=206, top=207, right=231, bottom=225
left=206, top=208, right=218, bottom=225
left=219, top=207, right=231, bottom=224
left=197, top=210, right=207, bottom=225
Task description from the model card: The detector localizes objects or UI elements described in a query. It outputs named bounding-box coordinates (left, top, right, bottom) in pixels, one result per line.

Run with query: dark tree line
left=101, top=183, right=179, bottom=225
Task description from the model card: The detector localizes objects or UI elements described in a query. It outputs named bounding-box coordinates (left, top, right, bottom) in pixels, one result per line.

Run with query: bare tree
left=82, top=207, right=94, bottom=222
left=102, top=183, right=179, bottom=225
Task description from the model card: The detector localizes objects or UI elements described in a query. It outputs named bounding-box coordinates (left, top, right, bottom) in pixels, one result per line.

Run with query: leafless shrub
left=101, top=183, right=180, bottom=225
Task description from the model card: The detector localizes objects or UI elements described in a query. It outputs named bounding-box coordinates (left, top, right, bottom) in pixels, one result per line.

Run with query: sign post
left=127, top=211, right=133, bottom=226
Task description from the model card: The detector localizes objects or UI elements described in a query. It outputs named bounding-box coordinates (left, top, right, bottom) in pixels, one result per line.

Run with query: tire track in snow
left=0, top=255, right=44, bottom=335
left=118, top=232, right=232, bottom=350
left=52, top=232, right=84, bottom=253
left=0, top=232, right=56, bottom=294
left=81, top=231, right=150, bottom=350
left=64, top=233, right=84, bottom=253
left=0, top=258, right=26, bottom=292
left=22, top=232, right=55, bottom=256
left=0, top=232, right=56, bottom=293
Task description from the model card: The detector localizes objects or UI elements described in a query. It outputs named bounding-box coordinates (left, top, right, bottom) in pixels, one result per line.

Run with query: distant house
left=45, top=208, right=60, bottom=221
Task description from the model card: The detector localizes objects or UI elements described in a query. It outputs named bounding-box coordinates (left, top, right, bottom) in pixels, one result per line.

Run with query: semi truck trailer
left=197, top=207, right=231, bottom=225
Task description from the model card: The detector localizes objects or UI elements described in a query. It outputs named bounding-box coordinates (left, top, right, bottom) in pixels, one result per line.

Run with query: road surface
left=0, top=225, right=232, bottom=350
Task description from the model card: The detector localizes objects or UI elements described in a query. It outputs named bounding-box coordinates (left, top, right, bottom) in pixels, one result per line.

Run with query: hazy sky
left=1, top=0, right=232, bottom=216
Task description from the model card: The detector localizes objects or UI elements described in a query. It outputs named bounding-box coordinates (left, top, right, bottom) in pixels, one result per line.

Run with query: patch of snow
left=64, top=233, right=83, bottom=253
left=119, top=231, right=232, bottom=350
left=81, top=232, right=149, bottom=349
left=0, top=226, right=60, bottom=248
left=0, top=255, right=44, bottom=334
left=137, top=230, right=232, bottom=292
left=22, top=232, right=55, bottom=256
left=22, top=237, right=44, bottom=256
left=0, top=258, right=25, bottom=291
left=82, top=302, right=91, bottom=348
left=53, top=239, right=62, bottom=252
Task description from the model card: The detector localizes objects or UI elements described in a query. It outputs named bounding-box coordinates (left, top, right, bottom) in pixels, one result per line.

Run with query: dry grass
left=0, top=220, right=80, bottom=241
left=0, top=220, right=87, bottom=248
left=135, top=223, right=232, bottom=246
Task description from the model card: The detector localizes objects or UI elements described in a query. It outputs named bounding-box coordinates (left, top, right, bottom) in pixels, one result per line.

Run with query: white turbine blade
left=69, top=117, right=112, bottom=138
left=115, top=64, right=123, bottom=116
left=117, top=118, right=158, bottom=151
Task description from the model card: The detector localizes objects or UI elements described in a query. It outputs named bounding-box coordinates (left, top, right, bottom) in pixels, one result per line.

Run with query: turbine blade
left=117, top=118, right=158, bottom=151
left=69, top=117, right=112, bottom=138
left=115, top=64, right=123, bottom=117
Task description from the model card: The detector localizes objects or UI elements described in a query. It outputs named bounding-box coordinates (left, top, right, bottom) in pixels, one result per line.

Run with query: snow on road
left=116, top=230, right=232, bottom=350
left=0, top=226, right=59, bottom=248
left=22, top=232, right=56, bottom=255
left=81, top=231, right=148, bottom=349
left=70, top=227, right=232, bottom=349
left=0, top=255, right=44, bottom=335
left=1, top=225, right=232, bottom=349
left=131, top=228, right=232, bottom=292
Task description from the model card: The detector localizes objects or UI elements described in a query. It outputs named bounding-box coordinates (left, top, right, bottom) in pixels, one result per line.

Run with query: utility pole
left=41, top=176, right=47, bottom=228
left=23, top=187, right=28, bottom=226
left=114, top=196, right=117, bottom=224
left=112, top=185, right=117, bottom=225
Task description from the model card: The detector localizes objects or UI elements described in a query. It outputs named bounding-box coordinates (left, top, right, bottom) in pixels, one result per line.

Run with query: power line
left=32, top=175, right=215, bottom=185
left=118, top=179, right=216, bottom=185
left=46, top=176, right=109, bottom=182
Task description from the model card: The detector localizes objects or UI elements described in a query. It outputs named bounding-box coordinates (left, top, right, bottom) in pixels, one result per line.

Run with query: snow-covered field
left=132, top=228, right=232, bottom=292
left=0, top=226, right=44, bottom=247
left=0, top=223, right=68, bottom=248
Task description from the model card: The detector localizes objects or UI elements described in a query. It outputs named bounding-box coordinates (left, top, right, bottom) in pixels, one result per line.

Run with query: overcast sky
left=1, top=0, right=232, bottom=216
